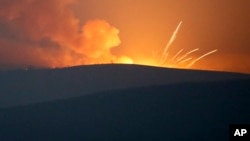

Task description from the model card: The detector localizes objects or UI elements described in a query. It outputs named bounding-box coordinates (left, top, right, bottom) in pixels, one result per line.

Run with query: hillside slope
left=0, top=64, right=249, bottom=107
left=0, top=79, right=250, bottom=141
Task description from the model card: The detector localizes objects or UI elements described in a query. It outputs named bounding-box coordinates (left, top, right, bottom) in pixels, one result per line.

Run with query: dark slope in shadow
left=1, top=64, right=249, bottom=107
left=0, top=79, right=249, bottom=141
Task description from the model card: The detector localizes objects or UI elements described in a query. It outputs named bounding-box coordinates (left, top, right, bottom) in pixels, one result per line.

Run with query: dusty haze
left=0, top=0, right=249, bottom=73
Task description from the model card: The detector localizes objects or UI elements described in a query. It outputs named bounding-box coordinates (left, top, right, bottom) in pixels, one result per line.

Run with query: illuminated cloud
left=0, top=0, right=122, bottom=68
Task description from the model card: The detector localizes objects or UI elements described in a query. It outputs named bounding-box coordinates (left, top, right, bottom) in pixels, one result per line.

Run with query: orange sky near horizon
left=72, top=0, right=250, bottom=74
left=0, top=0, right=249, bottom=74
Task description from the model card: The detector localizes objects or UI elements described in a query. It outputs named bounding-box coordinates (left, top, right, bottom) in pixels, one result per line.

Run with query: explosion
left=133, top=21, right=218, bottom=69
left=0, top=0, right=132, bottom=69
left=0, top=0, right=216, bottom=70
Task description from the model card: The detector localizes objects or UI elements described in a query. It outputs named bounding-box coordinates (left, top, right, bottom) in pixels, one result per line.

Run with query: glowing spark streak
left=161, top=51, right=169, bottom=65
left=175, top=48, right=199, bottom=63
left=160, top=21, right=183, bottom=64
left=152, top=50, right=161, bottom=65
left=177, top=57, right=192, bottom=64
left=187, top=49, right=218, bottom=68
left=169, top=48, right=184, bottom=63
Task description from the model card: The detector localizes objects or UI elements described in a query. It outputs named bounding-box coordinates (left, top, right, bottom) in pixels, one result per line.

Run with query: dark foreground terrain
left=0, top=64, right=249, bottom=107
left=0, top=65, right=249, bottom=141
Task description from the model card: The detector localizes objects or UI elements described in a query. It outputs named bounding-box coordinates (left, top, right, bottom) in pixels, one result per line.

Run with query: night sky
left=0, top=0, right=250, bottom=73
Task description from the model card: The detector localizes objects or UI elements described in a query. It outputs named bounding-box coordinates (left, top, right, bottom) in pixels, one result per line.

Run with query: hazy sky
left=73, top=0, right=250, bottom=73
left=0, top=0, right=249, bottom=73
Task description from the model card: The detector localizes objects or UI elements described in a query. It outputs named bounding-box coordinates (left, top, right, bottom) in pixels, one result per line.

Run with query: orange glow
left=130, top=48, right=218, bottom=70
left=1, top=0, right=249, bottom=74
left=116, top=56, right=134, bottom=64
left=124, top=22, right=218, bottom=71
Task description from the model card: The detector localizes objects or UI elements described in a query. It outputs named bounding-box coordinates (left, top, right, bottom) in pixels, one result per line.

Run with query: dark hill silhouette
left=0, top=79, right=250, bottom=141
left=0, top=64, right=249, bottom=107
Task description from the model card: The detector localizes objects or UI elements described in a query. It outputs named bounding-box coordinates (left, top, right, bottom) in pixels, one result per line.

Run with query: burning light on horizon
left=132, top=21, right=218, bottom=69
left=0, top=0, right=217, bottom=71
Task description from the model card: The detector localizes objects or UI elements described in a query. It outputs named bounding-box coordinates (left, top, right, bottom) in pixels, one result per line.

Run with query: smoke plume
left=0, top=0, right=121, bottom=69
